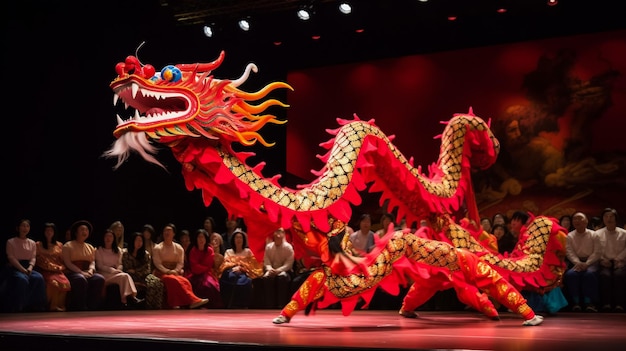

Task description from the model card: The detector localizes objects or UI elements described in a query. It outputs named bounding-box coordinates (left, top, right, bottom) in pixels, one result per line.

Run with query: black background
left=3, top=0, right=623, bottom=250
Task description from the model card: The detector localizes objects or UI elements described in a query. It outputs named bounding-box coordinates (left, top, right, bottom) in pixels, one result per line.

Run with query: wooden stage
left=1, top=309, right=625, bottom=351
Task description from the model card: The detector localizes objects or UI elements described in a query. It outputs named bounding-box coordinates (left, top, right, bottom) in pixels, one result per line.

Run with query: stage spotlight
left=297, top=9, right=310, bottom=21
left=203, top=25, right=213, bottom=38
left=238, top=19, right=250, bottom=31
left=339, top=3, right=351, bottom=14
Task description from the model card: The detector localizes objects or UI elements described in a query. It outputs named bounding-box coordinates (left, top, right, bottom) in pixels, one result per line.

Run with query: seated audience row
left=2, top=208, right=624, bottom=314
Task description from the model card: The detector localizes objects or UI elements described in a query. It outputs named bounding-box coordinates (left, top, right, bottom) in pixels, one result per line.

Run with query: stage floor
left=0, top=309, right=624, bottom=351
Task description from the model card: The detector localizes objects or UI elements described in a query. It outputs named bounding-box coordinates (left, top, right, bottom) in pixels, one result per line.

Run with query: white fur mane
left=103, top=132, right=165, bottom=170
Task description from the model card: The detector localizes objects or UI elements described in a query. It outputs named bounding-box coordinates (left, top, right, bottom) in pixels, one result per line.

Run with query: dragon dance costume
left=104, top=50, right=565, bottom=327
left=273, top=218, right=542, bottom=325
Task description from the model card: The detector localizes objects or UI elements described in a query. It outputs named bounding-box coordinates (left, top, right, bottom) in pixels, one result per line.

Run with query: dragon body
left=105, top=52, right=565, bottom=322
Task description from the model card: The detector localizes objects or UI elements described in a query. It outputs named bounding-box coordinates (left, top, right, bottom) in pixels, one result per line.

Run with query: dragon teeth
left=131, top=83, right=139, bottom=99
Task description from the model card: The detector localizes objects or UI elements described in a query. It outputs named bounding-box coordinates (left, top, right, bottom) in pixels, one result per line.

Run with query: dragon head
left=103, top=50, right=292, bottom=169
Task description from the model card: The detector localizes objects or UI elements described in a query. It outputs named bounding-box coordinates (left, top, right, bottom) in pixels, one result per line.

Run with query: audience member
left=222, top=216, right=243, bottom=251
left=178, top=229, right=192, bottom=273
left=563, top=212, right=601, bottom=312
left=397, top=218, right=409, bottom=233
left=203, top=216, right=223, bottom=254
left=141, top=224, right=157, bottom=258
left=509, top=211, right=529, bottom=248
left=178, top=230, right=191, bottom=251
left=187, top=229, right=223, bottom=308
left=480, top=217, right=493, bottom=233
left=63, top=228, right=72, bottom=243
left=0, top=219, right=46, bottom=312
left=492, top=224, right=516, bottom=255
left=62, top=220, right=105, bottom=311
left=375, top=213, right=396, bottom=238
left=219, top=228, right=263, bottom=308
left=492, top=213, right=507, bottom=227
left=595, top=208, right=626, bottom=312
left=109, top=220, right=127, bottom=249
left=559, top=214, right=574, bottom=233
left=210, top=233, right=225, bottom=271
left=349, top=213, right=376, bottom=256
left=122, top=231, right=164, bottom=309
left=261, top=227, right=294, bottom=309
left=152, top=223, right=208, bottom=309
left=96, top=229, right=143, bottom=308
left=36, top=222, right=71, bottom=312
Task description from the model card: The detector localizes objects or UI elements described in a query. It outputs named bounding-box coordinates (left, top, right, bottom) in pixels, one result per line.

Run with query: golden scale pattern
left=322, top=216, right=559, bottom=300
left=325, top=232, right=461, bottom=299
left=447, top=216, right=552, bottom=272
left=218, top=115, right=492, bottom=214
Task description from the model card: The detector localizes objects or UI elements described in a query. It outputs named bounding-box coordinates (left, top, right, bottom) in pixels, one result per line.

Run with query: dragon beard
left=104, top=131, right=164, bottom=170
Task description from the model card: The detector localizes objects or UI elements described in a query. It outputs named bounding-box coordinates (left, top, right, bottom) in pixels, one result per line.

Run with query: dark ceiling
left=151, top=0, right=625, bottom=69
left=5, top=0, right=622, bottom=71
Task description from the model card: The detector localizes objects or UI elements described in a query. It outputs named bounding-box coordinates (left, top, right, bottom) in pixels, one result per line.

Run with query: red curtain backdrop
left=286, top=29, right=626, bottom=223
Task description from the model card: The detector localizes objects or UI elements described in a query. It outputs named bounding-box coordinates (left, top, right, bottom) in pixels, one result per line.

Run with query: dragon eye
left=161, top=65, right=182, bottom=82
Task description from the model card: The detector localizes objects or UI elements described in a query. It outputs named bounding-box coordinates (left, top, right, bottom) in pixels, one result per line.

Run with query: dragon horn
left=176, top=50, right=226, bottom=72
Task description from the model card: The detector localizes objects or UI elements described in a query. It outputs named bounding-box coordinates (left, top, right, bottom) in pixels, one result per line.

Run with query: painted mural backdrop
left=286, top=30, right=626, bottom=226
left=474, top=44, right=625, bottom=223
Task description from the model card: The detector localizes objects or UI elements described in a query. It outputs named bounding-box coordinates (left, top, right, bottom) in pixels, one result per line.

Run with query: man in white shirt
left=349, top=214, right=376, bottom=256
left=595, top=208, right=626, bottom=312
left=563, top=212, right=601, bottom=312
left=262, top=227, right=294, bottom=309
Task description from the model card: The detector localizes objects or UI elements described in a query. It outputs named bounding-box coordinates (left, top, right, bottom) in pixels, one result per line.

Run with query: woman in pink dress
left=186, top=229, right=223, bottom=308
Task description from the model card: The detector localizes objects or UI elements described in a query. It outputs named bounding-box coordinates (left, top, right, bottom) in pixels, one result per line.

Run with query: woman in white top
left=1, top=219, right=46, bottom=312
left=96, top=229, right=143, bottom=307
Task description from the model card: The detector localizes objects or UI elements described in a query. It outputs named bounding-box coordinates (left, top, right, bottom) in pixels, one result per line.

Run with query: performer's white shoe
left=522, top=315, right=544, bottom=326
left=398, top=309, right=419, bottom=318
left=273, top=315, right=290, bottom=324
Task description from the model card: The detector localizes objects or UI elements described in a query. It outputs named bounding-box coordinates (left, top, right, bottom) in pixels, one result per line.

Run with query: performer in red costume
left=271, top=219, right=544, bottom=326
